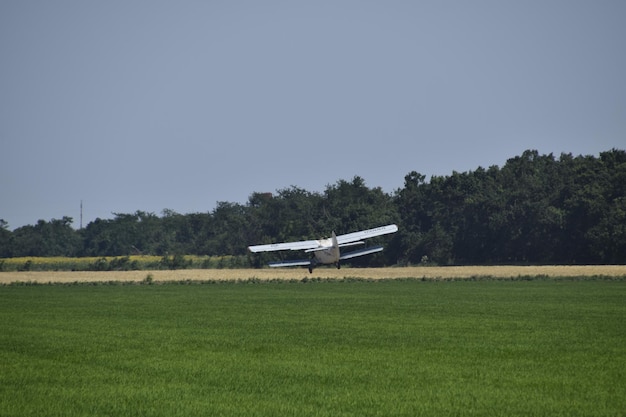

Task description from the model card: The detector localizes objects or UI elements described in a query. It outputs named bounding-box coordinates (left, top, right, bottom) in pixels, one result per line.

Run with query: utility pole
left=80, top=200, right=83, bottom=230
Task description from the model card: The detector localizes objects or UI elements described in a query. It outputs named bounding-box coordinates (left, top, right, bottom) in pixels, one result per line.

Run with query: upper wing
left=248, top=239, right=319, bottom=253
left=336, top=224, right=398, bottom=246
left=249, top=224, right=398, bottom=252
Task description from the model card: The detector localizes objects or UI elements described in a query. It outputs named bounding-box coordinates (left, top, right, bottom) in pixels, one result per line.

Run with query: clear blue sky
left=1, top=1, right=625, bottom=230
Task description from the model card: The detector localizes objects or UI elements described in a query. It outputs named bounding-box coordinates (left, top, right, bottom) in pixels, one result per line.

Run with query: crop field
left=0, top=255, right=247, bottom=272
left=2, top=264, right=626, bottom=284
left=1, top=278, right=625, bottom=416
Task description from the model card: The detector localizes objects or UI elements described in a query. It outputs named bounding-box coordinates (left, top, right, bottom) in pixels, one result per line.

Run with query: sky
left=1, top=0, right=625, bottom=230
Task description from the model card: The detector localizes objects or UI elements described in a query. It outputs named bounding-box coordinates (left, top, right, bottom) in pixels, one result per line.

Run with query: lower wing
left=266, top=246, right=384, bottom=267
left=268, top=259, right=312, bottom=268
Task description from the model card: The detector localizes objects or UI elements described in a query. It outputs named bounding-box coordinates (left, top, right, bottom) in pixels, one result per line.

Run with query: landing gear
left=336, top=262, right=341, bottom=270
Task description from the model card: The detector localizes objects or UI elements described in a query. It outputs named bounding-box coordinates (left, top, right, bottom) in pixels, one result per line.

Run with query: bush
left=109, top=256, right=139, bottom=271
left=160, top=254, right=191, bottom=270
left=18, top=260, right=32, bottom=272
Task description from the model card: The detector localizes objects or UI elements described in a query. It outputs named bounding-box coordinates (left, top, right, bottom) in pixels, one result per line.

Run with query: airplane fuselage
left=309, top=233, right=341, bottom=265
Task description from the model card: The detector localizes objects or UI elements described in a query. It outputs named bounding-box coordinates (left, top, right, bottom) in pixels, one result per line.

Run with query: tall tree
left=0, top=219, right=14, bottom=257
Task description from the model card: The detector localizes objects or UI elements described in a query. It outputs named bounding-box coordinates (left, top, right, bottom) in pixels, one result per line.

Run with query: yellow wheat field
left=1, top=265, right=625, bottom=284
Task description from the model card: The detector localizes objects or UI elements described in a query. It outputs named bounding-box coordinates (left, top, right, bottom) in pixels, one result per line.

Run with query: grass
left=1, top=279, right=625, bottom=416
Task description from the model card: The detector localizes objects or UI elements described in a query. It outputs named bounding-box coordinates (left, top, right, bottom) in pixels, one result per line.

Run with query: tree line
left=1, top=149, right=625, bottom=265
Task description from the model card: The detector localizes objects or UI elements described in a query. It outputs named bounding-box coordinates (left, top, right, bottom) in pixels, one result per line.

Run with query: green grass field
left=1, top=279, right=624, bottom=416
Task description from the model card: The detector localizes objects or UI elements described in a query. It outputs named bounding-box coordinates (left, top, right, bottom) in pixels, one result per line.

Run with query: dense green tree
left=206, top=201, right=249, bottom=256
left=2, top=149, right=624, bottom=265
left=324, top=176, right=397, bottom=232
left=393, top=171, right=428, bottom=264
left=0, top=219, right=14, bottom=258
left=11, top=217, right=80, bottom=257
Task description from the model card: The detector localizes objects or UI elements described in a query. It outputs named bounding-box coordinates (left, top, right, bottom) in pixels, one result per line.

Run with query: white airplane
left=248, top=224, right=398, bottom=273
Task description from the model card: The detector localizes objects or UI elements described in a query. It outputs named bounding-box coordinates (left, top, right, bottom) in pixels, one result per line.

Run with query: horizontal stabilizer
left=268, top=259, right=312, bottom=268
left=340, top=245, right=384, bottom=260
left=305, top=246, right=330, bottom=253
left=338, top=241, right=364, bottom=248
